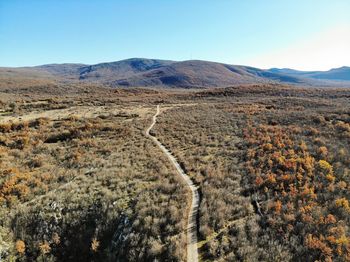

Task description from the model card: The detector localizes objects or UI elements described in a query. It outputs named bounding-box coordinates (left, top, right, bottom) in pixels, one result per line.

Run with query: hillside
left=1, top=58, right=349, bottom=88
left=109, top=60, right=275, bottom=88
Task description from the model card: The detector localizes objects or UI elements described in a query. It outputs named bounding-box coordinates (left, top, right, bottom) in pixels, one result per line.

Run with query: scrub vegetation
left=0, top=97, right=188, bottom=261
left=1, top=84, right=350, bottom=261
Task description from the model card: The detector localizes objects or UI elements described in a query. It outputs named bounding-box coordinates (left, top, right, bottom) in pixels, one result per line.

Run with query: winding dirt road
left=146, top=105, right=199, bottom=262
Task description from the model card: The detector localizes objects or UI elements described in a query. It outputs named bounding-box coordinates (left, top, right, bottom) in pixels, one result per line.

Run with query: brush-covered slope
left=78, top=59, right=304, bottom=88
left=79, top=58, right=175, bottom=82
left=35, top=63, right=87, bottom=79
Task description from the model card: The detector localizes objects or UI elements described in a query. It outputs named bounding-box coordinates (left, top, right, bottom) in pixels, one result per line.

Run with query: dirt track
left=146, top=105, right=199, bottom=262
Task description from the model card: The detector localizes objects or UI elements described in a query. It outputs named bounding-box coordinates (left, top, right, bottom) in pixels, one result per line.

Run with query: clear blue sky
left=1, top=0, right=349, bottom=69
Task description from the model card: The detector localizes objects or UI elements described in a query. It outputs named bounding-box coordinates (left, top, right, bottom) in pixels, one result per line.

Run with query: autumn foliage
left=244, top=124, right=350, bottom=261
left=15, top=240, right=26, bottom=254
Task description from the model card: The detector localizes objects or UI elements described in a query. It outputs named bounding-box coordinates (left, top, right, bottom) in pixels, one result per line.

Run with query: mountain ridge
left=1, top=58, right=349, bottom=88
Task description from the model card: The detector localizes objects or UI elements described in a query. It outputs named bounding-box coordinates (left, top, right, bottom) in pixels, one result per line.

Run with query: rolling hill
left=1, top=58, right=349, bottom=88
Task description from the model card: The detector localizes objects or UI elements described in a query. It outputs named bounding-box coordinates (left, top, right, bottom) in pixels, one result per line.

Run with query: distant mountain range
left=1, top=58, right=349, bottom=88
left=268, top=66, right=350, bottom=81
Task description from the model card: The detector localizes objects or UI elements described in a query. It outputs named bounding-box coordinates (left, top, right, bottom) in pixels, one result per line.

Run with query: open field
left=1, top=84, right=350, bottom=261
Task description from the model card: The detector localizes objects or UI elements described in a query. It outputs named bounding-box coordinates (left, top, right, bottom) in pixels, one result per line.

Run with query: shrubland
left=0, top=102, right=188, bottom=261
left=1, top=84, right=350, bottom=261
left=153, top=87, right=350, bottom=261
